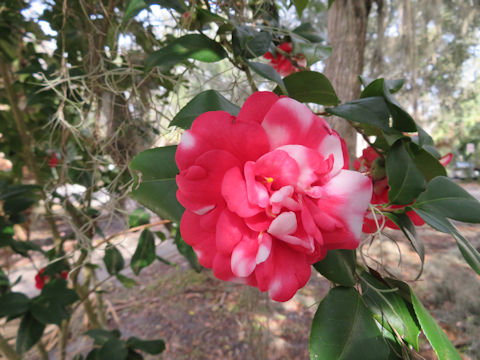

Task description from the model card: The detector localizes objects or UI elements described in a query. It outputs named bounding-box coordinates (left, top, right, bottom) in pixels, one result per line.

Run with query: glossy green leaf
left=360, top=271, right=420, bottom=350
left=414, top=176, right=480, bottom=223
left=99, top=338, right=128, bottom=360
left=0, top=292, right=30, bottom=317
left=360, top=79, right=417, bottom=132
left=128, top=208, right=151, bottom=228
left=131, top=229, right=156, bottom=275
left=104, top=245, right=125, bottom=275
left=245, top=60, right=286, bottom=94
left=309, top=287, right=391, bottom=360
left=360, top=76, right=405, bottom=94
left=145, top=34, right=227, bottom=70
left=411, top=291, right=461, bottom=360
left=16, top=312, right=45, bottom=354
left=127, top=336, right=166, bottom=354
left=294, top=0, right=308, bottom=16
left=292, top=23, right=324, bottom=43
left=41, top=279, right=78, bottom=306
left=293, top=41, right=331, bottom=66
left=386, top=142, right=426, bottom=205
left=31, top=297, right=69, bottom=326
left=414, top=208, right=480, bottom=275
left=85, top=329, right=121, bottom=346
left=232, top=26, right=272, bottom=59
left=313, top=249, right=355, bottom=286
left=278, top=71, right=339, bottom=106
left=170, top=90, right=240, bottom=129
left=408, top=142, right=446, bottom=181
left=116, top=274, right=138, bottom=288
left=130, top=146, right=184, bottom=223
left=327, top=97, right=389, bottom=130
left=174, top=230, right=201, bottom=272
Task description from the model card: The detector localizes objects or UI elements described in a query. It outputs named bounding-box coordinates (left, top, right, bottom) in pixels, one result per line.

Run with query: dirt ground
left=2, top=183, right=480, bottom=360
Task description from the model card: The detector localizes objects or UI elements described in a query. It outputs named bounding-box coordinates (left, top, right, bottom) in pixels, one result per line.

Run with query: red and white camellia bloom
left=176, top=92, right=372, bottom=301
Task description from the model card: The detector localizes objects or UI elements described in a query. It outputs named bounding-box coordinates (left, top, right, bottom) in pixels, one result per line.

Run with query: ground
left=2, top=183, right=480, bottom=359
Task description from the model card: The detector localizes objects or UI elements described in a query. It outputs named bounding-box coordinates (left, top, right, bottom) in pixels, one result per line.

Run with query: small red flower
left=35, top=268, right=48, bottom=289
left=439, top=153, right=453, bottom=167
left=35, top=267, right=69, bottom=289
left=48, top=153, right=58, bottom=168
left=264, top=42, right=306, bottom=77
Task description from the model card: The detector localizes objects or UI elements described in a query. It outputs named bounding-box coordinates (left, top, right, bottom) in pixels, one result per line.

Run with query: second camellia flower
left=176, top=92, right=372, bottom=301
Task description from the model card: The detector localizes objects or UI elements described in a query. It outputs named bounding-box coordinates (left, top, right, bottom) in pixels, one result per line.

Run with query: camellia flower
left=354, top=146, right=425, bottom=233
left=176, top=92, right=372, bottom=301
left=35, top=267, right=68, bottom=290
left=263, top=42, right=306, bottom=77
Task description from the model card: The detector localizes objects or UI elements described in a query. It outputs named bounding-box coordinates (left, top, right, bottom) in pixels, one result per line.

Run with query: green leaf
left=327, top=97, right=390, bottom=130
left=16, top=312, right=45, bottom=354
left=131, top=229, right=156, bottom=275
left=85, top=329, right=121, bottom=346
left=384, top=213, right=424, bottom=278
left=309, top=287, right=391, bottom=360
left=116, top=274, right=138, bottom=288
left=41, top=279, right=78, bottom=306
left=232, top=26, right=272, bottom=59
left=293, top=41, right=331, bottom=66
left=170, top=90, right=240, bottom=129
left=145, top=34, right=227, bottom=70
left=0, top=292, right=30, bottom=317
left=411, top=291, right=461, bottom=360
left=414, top=176, right=480, bottom=223
left=174, top=230, right=201, bottom=272
left=360, top=271, right=420, bottom=350
left=130, top=146, right=184, bottom=223
left=360, top=76, right=405, bottom=94
left=292, top=23, right=324, bottom=43
left=278, top=71, right=339, bottom=106
left=360, top=79, right=417, bottom=132
left=408, top=142, right=446, bottom=181
left=99, top=338, right=128, bottom=360
left=414, top=209, right=480, bottom=275
left=129, top=208, right=151, bottom=228
left=123, top=0, right=147, bottom=21
left=30, top=297, right=69, bottom=326
left=294, top=0, right=308, bottom=16
left=245, top=60, right=286, bottom=94
left=104, top=245, right=125, bottom=275
left=386, top=142, right=426, bottom=205
left=127, top=336, right=166, bottom=354
left=313, top=250, right=355, bottom=287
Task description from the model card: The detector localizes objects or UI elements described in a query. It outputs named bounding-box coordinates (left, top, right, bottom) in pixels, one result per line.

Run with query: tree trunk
left=324, top=0, right=373, bottom=166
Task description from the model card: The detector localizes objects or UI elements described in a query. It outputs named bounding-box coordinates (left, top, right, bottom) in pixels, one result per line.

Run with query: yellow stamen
left=265, top=177, right=274, bottom=183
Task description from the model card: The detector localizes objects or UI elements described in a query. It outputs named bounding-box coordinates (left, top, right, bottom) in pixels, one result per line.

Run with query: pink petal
left=236, top=92, right=279, bottom=124
left=256, top=232, right=272, bottom=264
left=318, top=134, right=345, bottom=177
left=317, top=169, right=373, bottom=239
left=277, top=145, right=323, bottom=190
left=221, top=167, right=262, bottom=217
left=244, top=161, right=269, bottom=208
left=255, top=243, right=311, bottom=302
left=231, top=234, right=258, bottom=277
left=176, top=149, right=240, bottom=212
left=176, top=110, right=270, bottom=170
left=268, top=211, right=298, bottom=237
left=254, top=150, right=300, bottom=189
left=440, top=153, right=453, bottom=167
left=213, top=253, right=235, bottom=281
left=262, top=97, right=317, bottom=149
left=180, top=210, right=216, bottom=268
left=215, top=209, right=245, bottom=255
